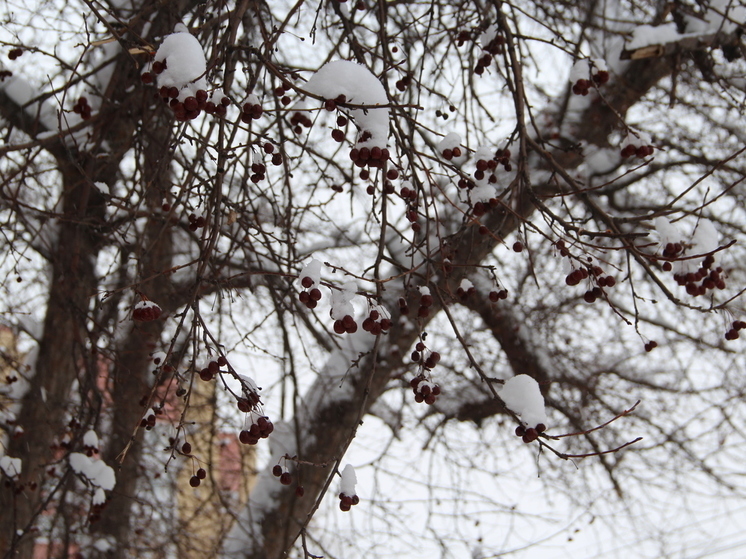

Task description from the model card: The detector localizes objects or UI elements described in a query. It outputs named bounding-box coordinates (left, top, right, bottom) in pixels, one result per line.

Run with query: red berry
left=272, top=465, right=283, bottom=477
left=280, top=472, right=292, bottom=485
left=295, top=486, right=305, bottom=497
left=197, top=468, right=207, bottom=479
left=189, top=476, right=200, bottom=487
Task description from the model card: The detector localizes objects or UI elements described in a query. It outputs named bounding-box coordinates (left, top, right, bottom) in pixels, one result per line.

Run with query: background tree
left=1, top=0, right=745, bottom=558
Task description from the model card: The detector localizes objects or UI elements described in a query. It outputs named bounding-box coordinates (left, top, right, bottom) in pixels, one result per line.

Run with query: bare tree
left=1, top=0, right=745, bottom=558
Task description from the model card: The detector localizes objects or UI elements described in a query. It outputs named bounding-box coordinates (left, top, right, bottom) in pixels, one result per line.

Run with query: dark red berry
left=272, top=465, right=283, bottom=477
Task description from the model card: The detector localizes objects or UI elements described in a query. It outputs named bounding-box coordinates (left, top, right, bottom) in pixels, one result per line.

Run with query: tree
left=1, top=0, right=745, bottom=557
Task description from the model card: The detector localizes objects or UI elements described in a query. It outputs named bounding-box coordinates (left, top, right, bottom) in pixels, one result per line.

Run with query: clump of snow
left=330, top=281, right=358, bottom=321
left=682, top=0, right=746, bottom=33
left=418, top=286, right=431, bottom=296
left=0, top=455, right=22, bottom=478
left=692, top=219, right=719, bottom=255
left=83, top=430, right=99, bottom=450
left=622, top=130, right=652, bottom=149
left=92, top=537, right=114, bottom=552
left=655, top=217, right=719, bottom=274
left=438, top=132, right=462, bottom=152
left=340, top=464, right=357, bottom=496
left=654, top=217, right=681, bottom=247
left=135, top=300, right=159, bottom=311
left=499, top=374, right=547, bottom=427
left=471, top=184, right=497, bottom=203
left=69, top=452, right=116, bottom=491
left=151, top=351, right=167, bottom=366
left=480, top=25, right=498, bottom=48
left=304, top=60, right=389, bottom=148
left=93, top=487, right=107, bottom=506
left=153, top=26, right=207, bottom=100
left=569, top=58, right=608, bottom=82
left=299, top=259, right=323, bottom=287
left=626, top=23, right=681, bottom=51
left=459, top=278, right=474, bottom=291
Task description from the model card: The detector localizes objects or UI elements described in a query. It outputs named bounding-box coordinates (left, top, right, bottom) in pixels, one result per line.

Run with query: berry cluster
left=456, top=279, right=475, bottom=300
left=189, top=468, right=207, bottom=488
left=290, top=110, right=313, bottom=132
left=274, top=81, right=292, bottom=104
left=471, top=148, right=513, bottom=184
left=140, top=410, right=157, bottom=430
left=361, top=309, right=392, bottom=335
left=671, top=254, right=725, bottom=296
left=395, top=73, right=412, bottom=91
left=198, top=355, right=227, bottom=381
left=515, top=423, right=546, bottom=443
left=725, top=320, right=746, bottom=341
left=250, top=161, right=267, bottom=184
left=132, top=299, right=163, bottom=322
left=401, top=186, right=421, bottom=230
left=272, top=464, right=293, bottom=486
left=474, top=53, right=494, bottom=76
left=620, top=143, right=654, bottom=159
left=571, top=70, right=609, bottom=95
left=241, top=101, right=263, bottom=123
left=188, top=212, right=206, bottom=231
left=411, top=342, right=441, bottom=370
left=339, top=492, right=360, bottom=512
left=409, top=373, right=441, bottom=405
left=417, top=289, right=434, bottom=318
left=82, top=441, right=99, bottom=458
left=488, top=289, right=508, bottom=302
left=157, top=85, right=227, bottom=121
left=644, top=340, right=658, bottom=352
left=299, top=275, right=323, bottom=309
left=456, top=30, right=471, bottom=47
left=349, top=143, right=391, bottom=169
left=483, top=33, right=505, bottom=55
left=8, top=48, right=23, bottom=60
left=441, top=146, right=462, bottom=160
left=554, top=239, right=570, bottom=256
left=564, top=265, right=616, bottom=303
left=72, top=96, right=92, bottom=120
left=333, top=315, right=358, bottom=335
left=239, top=415, right=274, bottom=446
